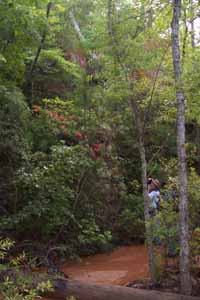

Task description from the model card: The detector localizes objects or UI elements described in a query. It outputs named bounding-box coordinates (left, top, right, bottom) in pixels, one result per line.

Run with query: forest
left=0, top=0, right=200, bottom=299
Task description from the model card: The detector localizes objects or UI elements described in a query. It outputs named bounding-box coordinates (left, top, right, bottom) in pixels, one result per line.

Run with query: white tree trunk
left=171, top=0, right=191, bottom=295
left=69, top=9, right=98, bottom=60
left=69, top=10, right=86, bottom=42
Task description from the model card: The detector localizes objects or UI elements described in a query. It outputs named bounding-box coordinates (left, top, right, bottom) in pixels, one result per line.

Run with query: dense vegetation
left=1, top=0, right=200, bottom=297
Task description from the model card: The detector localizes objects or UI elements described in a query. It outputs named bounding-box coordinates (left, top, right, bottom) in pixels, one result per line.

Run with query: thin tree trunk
left=130, top=99, right=156, bottom=284
left=171, top=0, right=191, bottom=295
left=29, top=2, right=52, bottom=79
left=69, top=9, right=86, bottom=42
left=25, top=2, right=52, bottom=105
left=69, top=9, right=98, bottom=61
left=107, top=0, right=156, bottom=284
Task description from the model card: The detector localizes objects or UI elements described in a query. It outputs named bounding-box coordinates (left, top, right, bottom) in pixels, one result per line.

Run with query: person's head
left=148, top=178, right=160, bottom=192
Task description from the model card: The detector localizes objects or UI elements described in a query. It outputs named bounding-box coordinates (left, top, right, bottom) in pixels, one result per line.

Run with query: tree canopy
left=1, top=0, right=200, bottom=297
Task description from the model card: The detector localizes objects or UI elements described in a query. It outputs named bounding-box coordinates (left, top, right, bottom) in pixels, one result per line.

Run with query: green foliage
left=78, top=218, right=112, bottom=250
left=1, top=143, right=113, bottom=254
left=150, top=200, right=179, bottom=256
left=0, top=86, right=30, bottom=214
left=1, top=276, right=53, bottom=300
left=0, top=86, right=30, bottom=157
left=153, top=252, right=164, bottom=283
left=188, top=169, right=200, bottom=229
left=3, top=145, right=94, bottom=236
left=191, top=228, right=200, bottom=275
left=39, top=49, right=82, bottom=79
left=1, top=0, right=200, bottom=265
left=0, top=238, right=53, bottom=300
left=0, top=0, right=47, bottom=84
left=0, top=238, right=14, bottom=260
left=191, top=227, right=200, bottom=258
left=118, top=193, right=145, bottom=242
left=28, top=108, right=57, bottom=152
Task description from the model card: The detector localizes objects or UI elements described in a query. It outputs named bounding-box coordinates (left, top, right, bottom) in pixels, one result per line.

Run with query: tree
left=26, top=1, right=53, bottom=105
left=171, top=0, right=191, bottom=295
left=106, top=0, right=157, bottom=283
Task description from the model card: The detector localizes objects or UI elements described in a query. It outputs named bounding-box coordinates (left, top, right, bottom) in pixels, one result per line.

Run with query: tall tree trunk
left=107, top=0, right=156, bottom=284
left=24, top=2, right=52, bottom=105
left=130, top=99, right=156, bottom=284
left=171, top=0, right=191, bottom=295
left=69, top=9, right=85, bottom=41
left=69, top=9, right=98, bottom=61
left=29, top=2, right=52, bottom=79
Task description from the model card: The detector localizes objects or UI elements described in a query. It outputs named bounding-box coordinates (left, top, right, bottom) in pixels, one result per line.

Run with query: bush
left=78, top=218, right=112, bottom=254
left=0, top=86, right=30, bottom=215
left=2, top=145, right=94, bottom=236
left=150, top=200, right=179, bottom=257
left=0, top=238, right=53, bottom=300
left=117, top=193, right=145, bottom=242
left=188, top=169, right=200, bottom=229
left=1, top=143, right=113, bottom=256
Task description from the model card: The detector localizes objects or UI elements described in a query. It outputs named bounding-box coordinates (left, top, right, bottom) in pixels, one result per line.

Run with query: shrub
left=1, top=144, right=113, bottom=256
left=117, top=193, right=145, bottom=242
left=0, top=238, right=53, bottom=300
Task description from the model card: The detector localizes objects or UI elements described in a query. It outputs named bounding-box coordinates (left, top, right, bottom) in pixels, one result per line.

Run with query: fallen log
left=47, top=279, right=200, bottom=300
left=1, top=269, right=199, bottom=300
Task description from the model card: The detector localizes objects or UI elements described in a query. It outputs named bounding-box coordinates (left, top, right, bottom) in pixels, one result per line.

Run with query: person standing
left=147, top=178, right=161, bottom=246
left=147, top=178, right=161, bottom=216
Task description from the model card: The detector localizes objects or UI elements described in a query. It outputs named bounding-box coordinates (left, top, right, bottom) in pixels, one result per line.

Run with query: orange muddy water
left=61, top=245, right=148, bottom=286
left=42, top=245, right=149, bottom=300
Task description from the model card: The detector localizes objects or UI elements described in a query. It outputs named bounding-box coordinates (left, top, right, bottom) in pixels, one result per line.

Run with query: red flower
left=92, top=143, right=101, bottom=152
left=75, top=131, right=83, bottom=139
left=90, top=143, right=102, bottom=160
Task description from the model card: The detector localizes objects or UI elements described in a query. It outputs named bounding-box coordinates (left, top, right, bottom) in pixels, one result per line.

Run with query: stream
left=61, top=245, right=148, bottom=286
left=0, top=246, right=149, bottom=300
